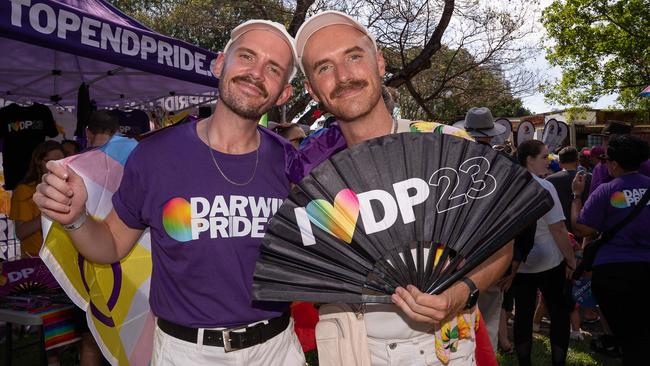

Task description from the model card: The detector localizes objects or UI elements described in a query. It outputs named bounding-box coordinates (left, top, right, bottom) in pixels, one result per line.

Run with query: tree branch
left=385, top=0, right=455, bottom=88
left=287, top=0, right=316, bottom=36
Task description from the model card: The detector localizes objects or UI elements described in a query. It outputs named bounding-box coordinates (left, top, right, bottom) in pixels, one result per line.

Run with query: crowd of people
left=0, top=8, right=645, bottom=366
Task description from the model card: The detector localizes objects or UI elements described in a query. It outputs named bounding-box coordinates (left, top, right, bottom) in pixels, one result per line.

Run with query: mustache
left=232, top=75, right=268, bottom=98
left=330, top=79, right=368, bottom=99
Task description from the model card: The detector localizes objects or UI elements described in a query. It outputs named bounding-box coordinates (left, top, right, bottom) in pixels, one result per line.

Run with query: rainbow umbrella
left=40, top=135, right=153, bottom=366
left=641, top=85, right=650, bottom=97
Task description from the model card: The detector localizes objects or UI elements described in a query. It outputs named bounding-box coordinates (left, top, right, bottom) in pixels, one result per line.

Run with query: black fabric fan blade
left=253, top=133, right=553, bottom=303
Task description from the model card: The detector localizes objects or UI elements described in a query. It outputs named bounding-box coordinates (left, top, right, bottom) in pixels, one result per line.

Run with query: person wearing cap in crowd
left=296, top=10, right=512, bottom=365
left=588, top=145, right=606, bottom=171
left=34, top=20, right=307, bottom=365
left=578, top=148, right=591, bottom=172
left=453, top=107, right=507, bottom=146
left=590, top=121, right=650, bottom=194
left=452, top=107, right=509, bottom=351
left=571, top=134, right=650, bottom=365
left=547, top=147, right=592, bottom=233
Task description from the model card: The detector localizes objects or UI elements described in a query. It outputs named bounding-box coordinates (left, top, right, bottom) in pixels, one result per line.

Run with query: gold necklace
left=205, top=120, right=260, bottom=186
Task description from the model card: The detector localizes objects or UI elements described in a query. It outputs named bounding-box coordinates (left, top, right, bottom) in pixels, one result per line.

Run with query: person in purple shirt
left=571, top=135, right=650, bottom=365
left=589, top=121, right=650, bottom=194
left=33, top=20, right=307, bottom=366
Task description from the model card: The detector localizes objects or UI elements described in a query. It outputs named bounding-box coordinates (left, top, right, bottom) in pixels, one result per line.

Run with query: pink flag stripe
left=65, top=150, right=124, bottom=194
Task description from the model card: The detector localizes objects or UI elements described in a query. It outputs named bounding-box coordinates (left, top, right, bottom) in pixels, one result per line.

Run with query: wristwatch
left=461, top=277, right=479, bottom=309
left=572, top=192, right=582, bottom=200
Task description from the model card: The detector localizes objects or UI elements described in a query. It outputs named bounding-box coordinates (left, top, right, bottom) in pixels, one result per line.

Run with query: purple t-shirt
left=113, top=121, right=294, bottom=328
left=577, top=173, right=650, bottom=266
left=589, top=159, right=650, bottom=194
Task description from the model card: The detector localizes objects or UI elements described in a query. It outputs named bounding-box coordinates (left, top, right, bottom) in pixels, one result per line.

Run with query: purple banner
left=1, top=0, right=218, bottom=87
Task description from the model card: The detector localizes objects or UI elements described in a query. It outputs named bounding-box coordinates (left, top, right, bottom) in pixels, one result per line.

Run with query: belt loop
left=197, top=328, right=204, bottom=346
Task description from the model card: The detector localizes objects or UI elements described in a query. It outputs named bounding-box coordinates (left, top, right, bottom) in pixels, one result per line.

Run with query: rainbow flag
left=30, top=304, right=81, bottom=350
left=40, top=135, right=153, bottom=366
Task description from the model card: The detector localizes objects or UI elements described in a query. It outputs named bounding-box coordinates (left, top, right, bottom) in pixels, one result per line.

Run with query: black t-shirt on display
left=112, top=109, right=150, bottom=137
left=0, top=103, right=58, bottom=190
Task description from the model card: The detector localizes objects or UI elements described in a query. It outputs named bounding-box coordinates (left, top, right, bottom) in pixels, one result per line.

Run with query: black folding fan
left=253, top=133, right=553, bottom=303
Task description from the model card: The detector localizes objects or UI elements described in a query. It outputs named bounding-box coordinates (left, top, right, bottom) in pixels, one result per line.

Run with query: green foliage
left=108, top=0, right=305, bottom=121
left=108, top=0, right=293, bottom=52
left=542, top=0, right=650, bottom=111
left=108, top=0, right=535, bottom=121
left=387, top=47, right=531, bottom=121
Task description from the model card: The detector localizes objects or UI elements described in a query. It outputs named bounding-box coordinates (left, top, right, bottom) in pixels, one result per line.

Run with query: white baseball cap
left=295, top=11, right=377, bottom=74
left=223, top=19, right=298, bottom=80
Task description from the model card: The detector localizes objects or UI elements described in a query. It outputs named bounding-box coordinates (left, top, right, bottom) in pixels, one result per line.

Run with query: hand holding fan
left=253, top=133, right=553, bottom=303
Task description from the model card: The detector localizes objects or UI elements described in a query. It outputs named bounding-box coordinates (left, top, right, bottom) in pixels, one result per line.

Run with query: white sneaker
left=570, top=330, right=584, bottom=341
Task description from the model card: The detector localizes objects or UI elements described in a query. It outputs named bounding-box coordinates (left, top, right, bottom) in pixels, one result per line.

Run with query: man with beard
left=33, top=20, right=306, bottom=366
left=296, top=11, right=512, bottom=365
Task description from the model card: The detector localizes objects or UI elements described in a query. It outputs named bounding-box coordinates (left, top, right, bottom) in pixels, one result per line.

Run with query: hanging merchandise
left=516, top=120, right=535, bottom=147
left=0, top=103, right=59, bottom=190
left=75, top=82, right=95, bottom=139
left=253, top=133, right=553, bottom=303
left=49, top=106, right=78, bottom=141
left=112, top=109, right=151, bottom=137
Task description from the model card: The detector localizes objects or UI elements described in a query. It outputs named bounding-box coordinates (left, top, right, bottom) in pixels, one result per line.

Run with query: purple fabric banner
left=1, top=0, right=218, bottom=87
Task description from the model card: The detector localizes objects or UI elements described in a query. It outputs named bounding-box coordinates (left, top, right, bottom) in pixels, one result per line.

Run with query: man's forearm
left=469, top=242, right=513, bottom=291
left=65, top=216, right=122, bottom=264
left=571, top=199, right=595, bottom=238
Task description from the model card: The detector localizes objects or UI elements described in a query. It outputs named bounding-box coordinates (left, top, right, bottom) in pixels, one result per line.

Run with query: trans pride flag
left=40, top=135, right=153, bottom=366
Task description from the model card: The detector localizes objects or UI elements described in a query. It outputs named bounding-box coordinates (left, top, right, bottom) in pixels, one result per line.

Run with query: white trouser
left=152, top=319, right=305, bottom=366
left=367, top=332, right=476, bottom=366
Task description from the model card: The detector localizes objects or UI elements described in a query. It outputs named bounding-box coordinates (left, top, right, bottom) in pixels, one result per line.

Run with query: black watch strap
left=461, top=277, right=479, bottom=309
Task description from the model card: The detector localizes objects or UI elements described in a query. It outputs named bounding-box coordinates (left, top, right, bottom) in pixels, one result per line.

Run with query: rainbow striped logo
left=162, top=197, right=193, bottom=242
left=609, top=191, right=630, bottom=208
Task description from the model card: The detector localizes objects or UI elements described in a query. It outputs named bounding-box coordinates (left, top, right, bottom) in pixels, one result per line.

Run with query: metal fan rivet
left=389, top=343, right=397, bottom=350
left=420, top=350, right=425, bottom=355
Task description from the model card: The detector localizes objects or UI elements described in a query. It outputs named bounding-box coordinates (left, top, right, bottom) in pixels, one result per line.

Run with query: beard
left=219, top=75, right=274, bottom=120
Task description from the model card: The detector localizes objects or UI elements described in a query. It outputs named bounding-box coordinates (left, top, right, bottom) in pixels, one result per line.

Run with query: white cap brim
left=223, top=20, right=298, bottom=81
left=295, top=11, right=377, bottom=75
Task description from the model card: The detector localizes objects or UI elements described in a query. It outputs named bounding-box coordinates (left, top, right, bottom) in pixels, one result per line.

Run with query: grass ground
left=496, top=333, right=621, bottom=366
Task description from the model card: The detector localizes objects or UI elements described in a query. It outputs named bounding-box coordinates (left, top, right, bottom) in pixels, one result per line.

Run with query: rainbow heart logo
left=306, top=189, right=360, bottom=243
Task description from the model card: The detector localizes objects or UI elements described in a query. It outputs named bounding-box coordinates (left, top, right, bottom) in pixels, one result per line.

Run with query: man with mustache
left=296, top=11, right=512, bottom=365
left=33, top=20, right=307, bottom=365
